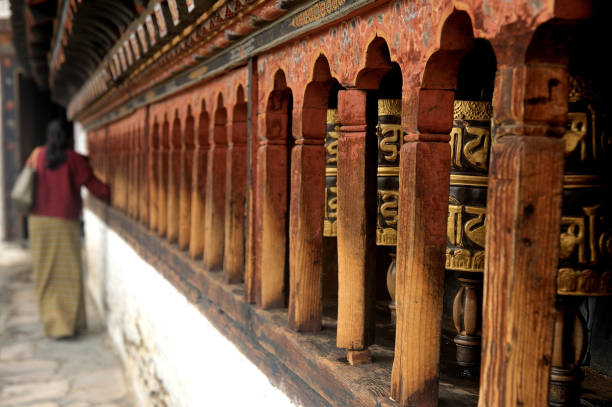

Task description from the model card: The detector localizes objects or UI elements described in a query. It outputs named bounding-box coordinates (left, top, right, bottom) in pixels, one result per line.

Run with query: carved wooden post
left=149, top=120, right=159, bottom=232
left=245, top=57, right=259, bottom=304
left=390, top=89, right=452, bottom=406
left=167, top=117, right=182, bottom=243
left=139, top=119, right=149, bottom=226
left=130, top=127, right=138, bottom=219
left=254, top=84, right=291, bottom=309
left=178, top=115, right=194, bottom=251
left=224, top=106, right=247, bottom=283
left=203, top=108, right=227, bottom=270
left=158, top=119, right=169, bottom=237
left=256, top=134, right=288, bottom=308
left=288, top=104, right=326, bottom=332
left=336, top=89, right=375, bottom=365
left=478, top=134, right=563, bottom=406
left=478, top=65, right=565, bottom=407
left=189, top=109, right=209, bottom=259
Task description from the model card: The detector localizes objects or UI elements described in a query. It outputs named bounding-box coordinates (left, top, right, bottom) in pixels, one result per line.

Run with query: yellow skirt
left=28, top=215, right=86, bottom=338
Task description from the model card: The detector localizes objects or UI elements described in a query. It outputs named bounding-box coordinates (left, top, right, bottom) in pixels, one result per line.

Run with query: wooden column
left=224, top=111, right=247, bottom=283
left=158, top=120, right=169, bottom=237
left=178, top=116, right=194, bottom=251
left=478, top=134, right=563, bottom=406
left=132, top=127, right=139, bottom=219
left=478, top=63, right=566, bottom=407
left=336, top=89, right=375, bottom=364
left=203, top=118, right=227, bottom=270
left=288, top=105, right=326, bottom=332
left=245, top=57, right=259, bottom=304
left=148, top=121, right=159, bottom=232
left=256, top=136, right=288, bottom=308
left=189, top=112, right=209, bottom=259
left=390, top=88, right=453, bottom=406
left=167, top=118, right=182, bottom=243
left=390, top=133, right=450, bottom=406
left=139, top=119, right=149, bottom=226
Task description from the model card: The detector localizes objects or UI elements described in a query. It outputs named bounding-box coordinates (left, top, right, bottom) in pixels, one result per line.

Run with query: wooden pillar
left=288, top=105, right=326, bottom=332
left=139, top=118, right=149, bottom=226
left=390, top=90, right=452, bottom=406
left=478, top=134, right=563, bottom=406
left=158, top=120, right=169, bottom=237
left=224, top=110, right=247, bottom=283
left=336, top=89, right=375, bottom=364
left=148, top=121, right=159, bottom=232
left=130, top=127, right=139, bottom=219
left=178, top=115, right=194, bottom=251
left=203, top=115, right=227, bottom=270
left=167, top=117, right=182, bottom=243
left=255, top=136, right=289, bottom=308
left=189, top=112, right=209, bottom=260
left=478, top=64, right=565, bottom=407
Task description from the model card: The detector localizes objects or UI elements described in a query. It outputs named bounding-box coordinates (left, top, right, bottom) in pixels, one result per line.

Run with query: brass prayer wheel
left=446, top=100, right=492, bottom=273
left=446, top=99, right=492, bottom=372
left=376, top=99, right=402, bottom=246
left=549, top=74, right=611, bottom=407
left=557, top=75, right=612, bottom=297
left=323, top=109, right=339, bottom=237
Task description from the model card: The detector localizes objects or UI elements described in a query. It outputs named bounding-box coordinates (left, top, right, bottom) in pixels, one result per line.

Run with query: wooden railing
left=84, top=3, right=610, bottom=407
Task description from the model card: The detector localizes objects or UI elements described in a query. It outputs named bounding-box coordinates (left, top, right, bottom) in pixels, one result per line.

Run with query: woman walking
left=26, top=119, right=110, bottom=339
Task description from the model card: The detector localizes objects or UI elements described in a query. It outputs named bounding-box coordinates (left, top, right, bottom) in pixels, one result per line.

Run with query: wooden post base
left=347, top=349, right=372, bottom=366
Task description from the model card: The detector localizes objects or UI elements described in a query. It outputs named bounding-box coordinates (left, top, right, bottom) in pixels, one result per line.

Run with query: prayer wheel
left=550, top=75, right=612, bottom=406
left=376, top=99, right=402, bottom=322
left=323, top=109, right=339, bottom=237
left=446, top=100, right=492, bottom=373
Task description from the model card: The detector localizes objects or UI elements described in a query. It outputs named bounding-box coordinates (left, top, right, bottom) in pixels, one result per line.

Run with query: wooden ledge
left=86, top=197, right=478, bottom=407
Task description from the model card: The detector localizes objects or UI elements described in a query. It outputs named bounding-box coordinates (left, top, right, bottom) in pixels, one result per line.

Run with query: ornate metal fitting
left=376, top=99, right=402, bottom=246
left=323, top=109, right=339, bottom=237
left=446, top=100, right=492, bottom=273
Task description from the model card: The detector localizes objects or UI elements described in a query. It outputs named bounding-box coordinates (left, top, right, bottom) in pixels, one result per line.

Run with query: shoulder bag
left=10, top=147, right=41, bottom=214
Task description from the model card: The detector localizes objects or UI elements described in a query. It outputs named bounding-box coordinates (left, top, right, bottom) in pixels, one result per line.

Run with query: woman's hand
left=26, top=147, right=41, bottom=168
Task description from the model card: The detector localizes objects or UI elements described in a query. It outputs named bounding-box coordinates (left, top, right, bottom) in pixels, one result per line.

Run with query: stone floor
left=0, top=241, right=134, bottom=407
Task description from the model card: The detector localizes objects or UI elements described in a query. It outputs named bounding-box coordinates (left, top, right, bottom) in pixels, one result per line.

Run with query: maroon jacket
left=30, top=147, right=110, bottom=220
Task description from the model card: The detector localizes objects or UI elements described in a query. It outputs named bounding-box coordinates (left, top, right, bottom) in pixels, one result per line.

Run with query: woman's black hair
left=45, top=119, right=69, bottom=169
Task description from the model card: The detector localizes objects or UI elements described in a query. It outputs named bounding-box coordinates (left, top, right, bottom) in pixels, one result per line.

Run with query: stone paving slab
left=0, top=242, right=133, bottom=407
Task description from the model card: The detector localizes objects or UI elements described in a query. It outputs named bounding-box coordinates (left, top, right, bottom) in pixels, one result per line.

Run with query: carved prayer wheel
left=323, top=109, right=339, bottom=237
left=376, top=99, right=402, bottom=246
left=549, top=75, right=612, bottom=407
left=376, top=99, right=402, bottom=321
left=446, top=100, right=492, bottom=373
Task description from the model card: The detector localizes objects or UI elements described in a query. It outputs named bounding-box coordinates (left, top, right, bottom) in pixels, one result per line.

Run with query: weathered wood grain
left=148, top=122, right=159, bottom=233
left=158, top=121, right=169, bottom=237
left=223, top=112, right=247, bottom=283
left=203, top=141, right=227, bottom=270
left=288, top=142, right=325, bottom=331
left=336, top=89, right=376, bottom=355
left=390, top=137, right=450, bottom=407
left=478, top=135, right=563, bottom=407
left=256, top=142, right=289, bottom=308
left=166, top=120, right=182, bottom=243
left=178, top=117, right=194, bottom=251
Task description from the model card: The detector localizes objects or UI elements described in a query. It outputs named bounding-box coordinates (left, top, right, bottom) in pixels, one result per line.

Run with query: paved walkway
left=0, top=242, right=133, bottom=407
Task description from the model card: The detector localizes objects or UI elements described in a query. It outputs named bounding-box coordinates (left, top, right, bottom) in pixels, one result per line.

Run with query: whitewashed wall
left=83, top=208, right=296, bottom=407
left=0, top=67, right=5, bottom=241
